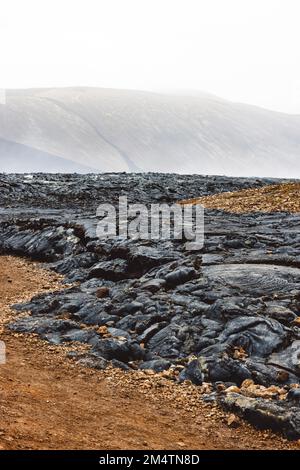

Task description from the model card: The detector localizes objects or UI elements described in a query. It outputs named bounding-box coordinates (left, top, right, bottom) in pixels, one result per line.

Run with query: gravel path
left=181, top=182, right=300, bottom=213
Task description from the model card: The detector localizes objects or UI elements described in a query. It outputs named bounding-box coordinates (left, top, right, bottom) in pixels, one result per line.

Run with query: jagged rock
left=179, top=359, right=203, bottom=385
left=199, top=351, right=252, bottom=384
left=268, top=341, right=300, bottom=377
left=52, top=252, right=98, bottom=275
left=9, top=317, right=79, bottom=335
left=218, top=316, right=288, bottom=357
left=107, top=327, right=132, bottom=340
left=219, top=392, right=300, bottom=440
left=140, top=358, right=171, bottom=372
left=164, top=268, right=198, bottom=287
left=76, top=354, right=109, bottom=370
left=92, top=338, right=145, bottom=363
left=264, top=305, right=296, bottom=324
left=117, top=301, right=144, bottom=316
left=128, top=245, right=178, bottom=271
left=89, top=259, right=130, bottom=281
left=141, top=279, right=166, bottom=293
left=137, top=323, right=166, bottom=343
left=147, top=324, right=181, bottom=358
left=287, top=388, right=300, bottom=401
left=62, top=328, right=99, bottom=346
left=245, top=357, right=297, bottom=386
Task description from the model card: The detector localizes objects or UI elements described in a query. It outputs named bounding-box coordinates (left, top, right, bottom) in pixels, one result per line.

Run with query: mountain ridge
left=1, top=87, right=300, bottom=177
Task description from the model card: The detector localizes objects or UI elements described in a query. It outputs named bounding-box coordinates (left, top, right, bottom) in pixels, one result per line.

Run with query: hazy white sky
left=0, top=0, right=300, bottom=113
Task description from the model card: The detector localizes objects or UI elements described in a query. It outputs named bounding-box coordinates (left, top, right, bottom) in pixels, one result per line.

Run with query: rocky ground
left=181, top=182, right=300, bottom=213
left=0, top=255, right=297, bottom=450
left=1, top=173, right=300, bottom=443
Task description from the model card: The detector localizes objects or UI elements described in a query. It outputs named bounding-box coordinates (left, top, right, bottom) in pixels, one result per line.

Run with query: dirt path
left=0, top=255, right=298, bottom=450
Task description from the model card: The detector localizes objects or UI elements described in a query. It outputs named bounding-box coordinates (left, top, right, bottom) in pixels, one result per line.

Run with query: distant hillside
left=1, top=87, right=300, bottom=177
left=0, top=138, right=95, bottom=173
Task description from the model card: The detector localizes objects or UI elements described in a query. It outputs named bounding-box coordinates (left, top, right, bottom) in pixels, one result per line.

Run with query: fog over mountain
left=0, top=87, right=300, bottom=177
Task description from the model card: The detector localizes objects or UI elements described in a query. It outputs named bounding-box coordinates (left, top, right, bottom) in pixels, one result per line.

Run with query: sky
left=0, top=0, right=300, bottom=113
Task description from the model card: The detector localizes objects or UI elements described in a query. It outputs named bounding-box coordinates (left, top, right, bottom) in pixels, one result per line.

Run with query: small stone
left=243, top=384, right=280, bottom=399
left=143, top=369, right=155, bottom=376
left=97, top=325, right=108, bottom=335
left=200, top=382, right=213, bottom=394
left=241, top=379, right=254, bottom=388
left=141, top=279, right=166, bottom=293
left=276, top=370, right=289, bottom=383
left=96, top=287, right=110, bottom=298
left=161, top=369, right=176, bottom=380
left=216, top=383, right=226, bottom=393
left=287, top=388, right=300, bottom=401
left=233, top=347, right=247, bottom=360
left=183, top=379, right=193, bottom=386
left=227, top=413, right=241, bottom=428
left=176, top=441, right=185, bottom=448
left=225, top=385, right=240, bottom=394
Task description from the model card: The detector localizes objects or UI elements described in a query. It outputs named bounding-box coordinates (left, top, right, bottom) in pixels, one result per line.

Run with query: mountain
left=0, top=138, right=96, bottom=173
left=0, top=87, right=300, bottom=177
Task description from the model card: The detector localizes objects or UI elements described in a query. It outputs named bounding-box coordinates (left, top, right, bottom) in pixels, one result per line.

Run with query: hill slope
left=1, top=88, right=300, bottom=177
left=0, top=138, right=96, bottom=173
left=181, top=182, right=300, bottom=213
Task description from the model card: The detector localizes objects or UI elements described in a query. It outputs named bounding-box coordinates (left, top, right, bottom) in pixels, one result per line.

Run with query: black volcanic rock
left=2, top=172, right=300, bottom=438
